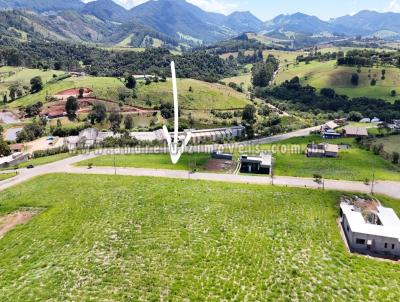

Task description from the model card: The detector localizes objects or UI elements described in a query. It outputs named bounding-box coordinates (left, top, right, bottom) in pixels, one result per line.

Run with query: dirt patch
left=0, top=209, right=41, bottom=238
left=55, top=88, right=93, bottom=97
left=204, top=159, right=236, bottom=173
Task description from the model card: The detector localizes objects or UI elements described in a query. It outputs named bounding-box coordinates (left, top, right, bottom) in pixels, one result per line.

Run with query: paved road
left=1, top=153, right=400, bottom=199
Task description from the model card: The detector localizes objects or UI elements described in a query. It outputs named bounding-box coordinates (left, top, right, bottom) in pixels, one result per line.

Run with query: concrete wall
left=342, top=216, right=400, bottom=257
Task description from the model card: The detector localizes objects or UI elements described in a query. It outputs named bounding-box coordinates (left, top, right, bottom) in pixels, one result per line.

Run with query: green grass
left=0, top=67, right=64, bottom=98
left=76, top=153, right=210, bottom=171
left=1, top=153, right=73, bottom=170
left=222, top=74, right=252, bottom=91
left=8, top=76, right=125, bottom=108
left=0, top=174, right=400, bottom=300
left=257, top=135, right=400, bottom=181
left=276, top=60, right=400, bottom=101
left=135, top=78, right=249, bottom=110
left=0, top=172, right=17, bottom=181
left=371, top=135, right=400, bottom=154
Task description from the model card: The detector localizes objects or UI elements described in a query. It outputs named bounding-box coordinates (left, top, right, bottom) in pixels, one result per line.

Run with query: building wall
left=342, top=215, right=400, bottom=257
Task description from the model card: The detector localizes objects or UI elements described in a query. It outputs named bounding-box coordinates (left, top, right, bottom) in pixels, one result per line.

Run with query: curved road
left=1, top=152, right=400, bottom=199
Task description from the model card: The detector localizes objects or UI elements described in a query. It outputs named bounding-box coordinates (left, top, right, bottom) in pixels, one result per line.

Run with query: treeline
left=0, top=39, right=237, bottom=82
left=259, top=77, right=400, bottom=121
left=337, top=49, right=400, bottom=67
left=204, top=35, right=268, bottom=56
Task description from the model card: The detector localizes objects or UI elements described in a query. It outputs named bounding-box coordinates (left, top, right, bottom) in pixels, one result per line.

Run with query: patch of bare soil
left=0, top=209, right=41, bottom=238
left=204, top=159, right=236, bottom=173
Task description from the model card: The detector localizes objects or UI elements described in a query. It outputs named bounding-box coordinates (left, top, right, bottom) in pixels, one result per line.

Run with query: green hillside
left=135, top=78, right=250, bottom=110
left=276, top=60, right=400, bottom=101
left=0, top=67, right=64, bottom=99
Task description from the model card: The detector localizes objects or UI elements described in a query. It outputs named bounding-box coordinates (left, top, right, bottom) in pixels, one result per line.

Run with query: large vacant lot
left=0, top=174, right=399, bottom=300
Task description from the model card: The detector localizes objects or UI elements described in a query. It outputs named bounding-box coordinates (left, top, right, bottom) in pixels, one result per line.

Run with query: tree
left=381, top=69, right=386, bottom=80
left=348, top=111, right=363, bottom=122
left=0, top=124, right=3, bottom=134
left=30, top=76, right=43, bottom=93
left=8, top=85, right=18, bottom=102
left=392, top=152, right=400, bottom=164
left=252, top=62, right=275, bottom=88
left=78, top=88, right=84, bottom=98
left=124, top=114, right=134, bottom=130
left=0, top=138, right=11, bottom=156
left=108, top=110, right=122, bottom=132
left=370, top=78, right=377, bottom=86
left=242, top=104, right=257, bottom=124
left=350, top=73, right=359, bottom=86
left=88, top=103, right=107, bottom=124
left=320, top=88, right=336, bottom=98
left=125, top=75, right=136, bottom=90
left=391, top=90, right=397, bottom=97
left=56, top=119, right=62, bottom=128
left=65, top=96, right=78, bottom=120
left=2, top=94, right=7, bottom=104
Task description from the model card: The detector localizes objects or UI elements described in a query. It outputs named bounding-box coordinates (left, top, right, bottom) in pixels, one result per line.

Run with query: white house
left=340, top=202, right=400, bottom=258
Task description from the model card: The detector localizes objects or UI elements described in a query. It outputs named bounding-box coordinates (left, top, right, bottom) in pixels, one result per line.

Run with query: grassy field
left=1, top=153, right=72, bottom=171
left=371, top=135, right=400, bottom=154
left=0, top=174, right=400, bottom=300
left=77, top=153, right=210, bottom=171
left=275, top=60, right=400, bottom=101
left=222, top=74, right=252, bottom=91
left=8, top=76, right=249, bottom=111
left=135, top=79, right=249, bottom=110
left=0, top=172, right=17, bottom=181
left=8, top=76, right=125, bottom=108
left=257, top=136, right=400, bottom=181
left=0, top=67, right=64, bottom=98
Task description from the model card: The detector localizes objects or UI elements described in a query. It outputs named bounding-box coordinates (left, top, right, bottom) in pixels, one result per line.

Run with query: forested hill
left=0, top=38, right=237, bottom=82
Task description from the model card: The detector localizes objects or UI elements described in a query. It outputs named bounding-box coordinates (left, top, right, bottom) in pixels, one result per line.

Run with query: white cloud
left=389, top=0, right=400, bottom=12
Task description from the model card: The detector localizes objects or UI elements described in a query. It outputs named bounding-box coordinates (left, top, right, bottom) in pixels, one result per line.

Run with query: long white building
left=340, top=202, right=400, bottom=258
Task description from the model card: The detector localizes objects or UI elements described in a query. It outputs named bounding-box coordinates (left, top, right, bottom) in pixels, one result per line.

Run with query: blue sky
left=86, top=0, right=400, bottom=20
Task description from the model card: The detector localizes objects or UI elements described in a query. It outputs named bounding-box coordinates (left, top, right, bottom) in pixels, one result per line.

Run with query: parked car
left=26, top=165, right=34, bottom=169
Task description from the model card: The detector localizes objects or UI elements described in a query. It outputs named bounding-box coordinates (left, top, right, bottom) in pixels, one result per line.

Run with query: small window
left=392, top=244, right=395, bottom=250
left=356, top=238, right=366, bottom=245
left=385, top=243, right=388, bottom=248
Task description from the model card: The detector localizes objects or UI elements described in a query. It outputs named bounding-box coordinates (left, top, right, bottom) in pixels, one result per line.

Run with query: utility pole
left=114, top=150, right=116, bottom=176
left=371, top=170, right=375, bottom=195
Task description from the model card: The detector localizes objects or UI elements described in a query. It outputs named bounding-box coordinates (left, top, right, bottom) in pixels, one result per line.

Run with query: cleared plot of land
left=0, top=67, right=64, bottom=97
left=258, top=136, right=400, bottom=181
left=222, top=74, right=252, bottom=91
left=9, top=76, right=125, bottom=108
left=276, top=60, right=400, bottom=101
left=77, top=153, right=210, bottom=171
left=135, top=79, right=249, bottom=110
left=0, top=174, right=399, bottom=300
left=371, top=135, right=400, bottom=154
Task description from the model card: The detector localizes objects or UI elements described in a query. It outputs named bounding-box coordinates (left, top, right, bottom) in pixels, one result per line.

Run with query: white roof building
left=340, top=202, right=400, bottom=258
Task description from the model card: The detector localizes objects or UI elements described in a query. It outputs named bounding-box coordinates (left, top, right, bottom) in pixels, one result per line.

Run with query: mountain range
left=1, top=0, right=400, bottom=48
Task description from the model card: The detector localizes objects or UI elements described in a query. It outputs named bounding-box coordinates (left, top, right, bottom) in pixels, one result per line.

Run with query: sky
left=84, top=0, right=400, bottom=21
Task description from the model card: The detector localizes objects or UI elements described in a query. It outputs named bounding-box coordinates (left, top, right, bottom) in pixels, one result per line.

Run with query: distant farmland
left=275, top=60, right=400, bottom=102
